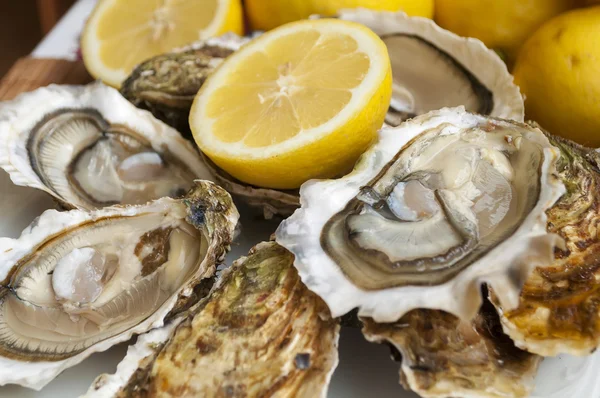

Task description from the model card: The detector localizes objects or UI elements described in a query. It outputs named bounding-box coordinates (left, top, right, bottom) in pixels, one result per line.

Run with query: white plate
left=0, top=169, right=599, bottom=397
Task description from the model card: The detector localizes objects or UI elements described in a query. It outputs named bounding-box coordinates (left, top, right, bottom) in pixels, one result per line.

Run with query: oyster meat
left=276, top=107, right=565, bottom=322
left=492, top=135, right=600, bottom=356
left=363, top=299, right=541, bottom=398
left=120, top=34, right=248, bottom=138
left=0, top=181, right=238, bottom=389
left=338, top=9, right=524, bottom=126
left=84, top=242, right=339, bottom=398
left=0, top=82, right=212, bottom=210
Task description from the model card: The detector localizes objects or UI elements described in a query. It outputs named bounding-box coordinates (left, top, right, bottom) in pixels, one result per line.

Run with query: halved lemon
left=190, top=19, right=392, bottom=189
left=82, top=0, right=243, bottom=88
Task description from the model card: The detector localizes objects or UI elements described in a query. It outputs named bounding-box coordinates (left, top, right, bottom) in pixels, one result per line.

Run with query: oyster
left=363, top=299, right=541, bottom=398
left=0, top=181, right=238, bottom=389
left=120, top=34, right=248, bottom=138
left=337, top=9, right=524, bottom=126
left=276, top=107, right=565, bottom=322
left=0, top=82, right=212, bottom=210
left=119, top=34, right=299, bottom=219
left=84, top=242, right=339, bottom=398
left=492, top=135, right=600, bottom=356
left=202, top=154, right=300, bottom=219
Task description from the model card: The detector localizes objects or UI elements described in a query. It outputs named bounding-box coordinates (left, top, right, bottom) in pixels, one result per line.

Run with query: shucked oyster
left=0, top=82, right=212, bottom=210
left=337, top=9, right=524, bottom=126
left=84, top=242, right=339, bottom=398
left=492, top=135, right=600, bottom=356
left=0, top=181, right=238, bottom=389
left=276, top=107, right=565, bottom=322
left=120, top=34, right=248, bottom=138
left=363, top=299, right=541, bottom=398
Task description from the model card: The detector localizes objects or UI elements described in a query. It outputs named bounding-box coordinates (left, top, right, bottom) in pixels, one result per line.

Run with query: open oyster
left=492, top=135, right=600, bottom=356
left=337, top=9, right=524, bottom=126
left=0, top=181, right=238, bottom=390
left=0, top=82, right=212, bottom=210
left=276, top=107, right=565, bottom=322
left=84, top=242, right=339, bottom=398
left=363, top=299, right=541, bottom=398
left=120, top=34, right=248, bottom=138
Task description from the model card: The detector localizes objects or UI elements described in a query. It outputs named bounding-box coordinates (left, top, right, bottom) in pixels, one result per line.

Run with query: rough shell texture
left=338, top=9, right=524, bottom=124
left=0, top=181, right=238, bottom=390
left=276, top=107, right=565, bottom=323
left=120, top=34, right=248, bottom=138
left=363, top=299, right=541, bottom=398
left=84, top=242, right=339, bottom=398
left=492, top=135, right=600, bottom=356
left=202, top=154, right=299, bottom=219
left=0, top=82, right=212, bottom=210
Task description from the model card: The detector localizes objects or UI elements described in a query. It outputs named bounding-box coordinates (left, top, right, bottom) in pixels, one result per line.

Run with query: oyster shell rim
left=275, top=107, right=565, bottom=323
left=0, top=82, right=212, bottom=210
left=0, top=180, right=238, bottom=390
left=337, top=8, right=525, bottom=123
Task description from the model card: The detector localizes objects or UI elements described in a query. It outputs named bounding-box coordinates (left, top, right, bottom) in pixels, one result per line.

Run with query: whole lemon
left=245, top=0, right=434, bottom=31
left=514, top=6, right=600, bottom=146
left=434, top=0, right=577, bottom=66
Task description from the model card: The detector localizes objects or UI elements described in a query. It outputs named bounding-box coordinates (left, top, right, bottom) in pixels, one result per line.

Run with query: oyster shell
left=0, top=82, right=212, bottom=210
left=84, top=242, right=339, bottom=398
left=276, top=107, right=565, bottom=322
left=119, top=34, right=298, bottom=219
left=0, top=181, right=238, bottom=390
left=363, top=299, right=541, bottom=398
left=202, top=154, right=300, bottom=219
left=337, top=9, right=524, bottom=126
left=120, top=34, right=248, bottom=138
left=492, top=135, right=600, bottom=356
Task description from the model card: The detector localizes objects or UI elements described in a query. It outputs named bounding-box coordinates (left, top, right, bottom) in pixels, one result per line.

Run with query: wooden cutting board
left=0, top=57, right=92, bottom=101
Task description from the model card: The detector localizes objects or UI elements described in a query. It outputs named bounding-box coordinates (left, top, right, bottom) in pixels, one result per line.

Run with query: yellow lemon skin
left=245, top=0, right=434, bottom=31
left=199, top=70, right=392, bottom=189
left=434, top=0, right=577, bottom=66
left=514, top=6, right=600, bottom=147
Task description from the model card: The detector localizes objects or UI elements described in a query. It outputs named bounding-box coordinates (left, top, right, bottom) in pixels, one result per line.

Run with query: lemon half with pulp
left=190, top=19, right=392, bottom=189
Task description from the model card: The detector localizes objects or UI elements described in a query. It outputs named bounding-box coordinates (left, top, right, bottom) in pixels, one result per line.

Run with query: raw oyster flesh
left=0, top=82, right=212, bottom=210
left=120, top=34, right=247, bottom=138
left=492, top=135, right=600, bottom=356
left=363, top=298, right=541, bottom=398
left=338, top=9, right=524, bottom=126
left=276, top=107, right=565, bottom=322
left=0, top=181, right=238, bottom=389
left=85, top=242, right=339, bottom=398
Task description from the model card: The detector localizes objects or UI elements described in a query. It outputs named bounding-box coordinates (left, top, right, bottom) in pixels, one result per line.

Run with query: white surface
left=4, top=0, right=599, bottom=396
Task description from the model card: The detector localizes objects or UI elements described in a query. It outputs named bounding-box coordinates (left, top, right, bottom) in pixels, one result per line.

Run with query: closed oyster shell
left=492, top=135, right=600, bottom=356
left=337, top=9, right=524, bottom=126
left=363, top=299, right=541, bottom=398
left=0, top=82, right=212, bottom=210
left=120, top=34, right=248, bottom=138
left=202, top=154, right=299, bottom=219
left=276, top=107, right=565, bottom=322
left=119, top=34, right=300, bottom=219
left=0, top=181, right=238, bottom=390
left=84, top=242, right=339, bottom=398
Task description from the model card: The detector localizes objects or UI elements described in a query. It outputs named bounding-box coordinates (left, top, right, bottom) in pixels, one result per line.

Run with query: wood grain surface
left=0, top=57, right=92, bottom=101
